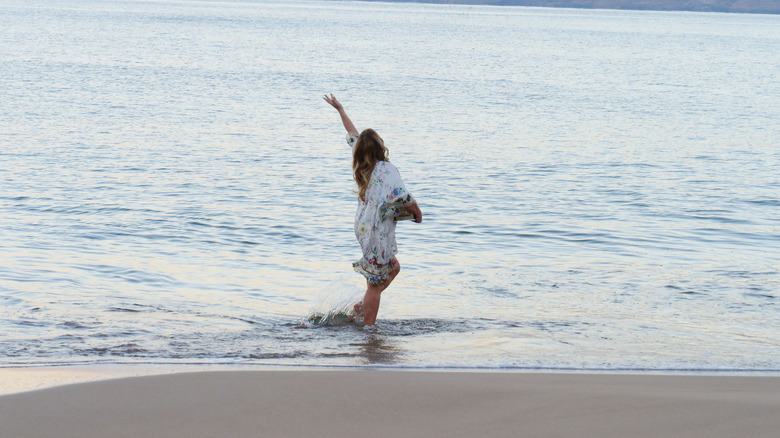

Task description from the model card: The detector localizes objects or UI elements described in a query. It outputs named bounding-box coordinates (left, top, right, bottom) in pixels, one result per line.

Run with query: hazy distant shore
left=351, top=0, right=780, bottom=14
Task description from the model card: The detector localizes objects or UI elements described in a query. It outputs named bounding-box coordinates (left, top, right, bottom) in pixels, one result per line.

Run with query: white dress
left=347, top=133, right=415, bottom=286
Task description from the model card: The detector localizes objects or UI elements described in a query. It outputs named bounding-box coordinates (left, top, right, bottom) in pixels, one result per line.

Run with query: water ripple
left=0, top=0, right=778, bottom=370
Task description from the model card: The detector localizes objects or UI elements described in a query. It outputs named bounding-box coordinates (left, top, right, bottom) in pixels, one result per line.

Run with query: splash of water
left=306, top=276, right=365, bottom=326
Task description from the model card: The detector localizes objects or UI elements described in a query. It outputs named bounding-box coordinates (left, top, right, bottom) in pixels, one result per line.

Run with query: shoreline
left=3, top=363, right=779, bottom=396
left=2, top=368, right=778, bottom=438
left=0, top=363, right=780, bottom=397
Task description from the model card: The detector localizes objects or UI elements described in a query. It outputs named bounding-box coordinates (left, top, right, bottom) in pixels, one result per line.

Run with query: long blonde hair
left=352, top=128, right=389, bottom=202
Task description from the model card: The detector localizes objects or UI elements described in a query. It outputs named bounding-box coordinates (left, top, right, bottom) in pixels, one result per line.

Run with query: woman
left=324, top=94, right=422, bottom=326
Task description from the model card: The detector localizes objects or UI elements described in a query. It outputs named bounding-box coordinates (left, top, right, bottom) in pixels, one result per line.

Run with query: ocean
left=1, top=0, right=778, bottom=371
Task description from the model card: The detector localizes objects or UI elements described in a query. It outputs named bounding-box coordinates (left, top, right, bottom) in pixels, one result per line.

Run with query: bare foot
left=348, top=301, right=364, bottom=323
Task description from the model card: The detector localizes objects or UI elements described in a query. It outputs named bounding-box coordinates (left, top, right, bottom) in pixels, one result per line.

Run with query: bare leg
left=361, top=259, right=401, bottom=326
left=361, top=281, right=383, bottom=326
left=354, top=260, right=400, bottom=317
left=380, top=258, right=401, bottom=293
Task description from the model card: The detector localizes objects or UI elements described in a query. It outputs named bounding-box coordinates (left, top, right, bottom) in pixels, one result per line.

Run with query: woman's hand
left=408, top=202, right=423, bottom=223
left=324, top=93, right=358, bottom=135
left=323, top=93, right=344, bottom=112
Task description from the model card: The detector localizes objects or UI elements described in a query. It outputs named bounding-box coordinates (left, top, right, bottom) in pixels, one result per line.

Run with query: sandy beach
left=1, top=369, right=778, bottom=438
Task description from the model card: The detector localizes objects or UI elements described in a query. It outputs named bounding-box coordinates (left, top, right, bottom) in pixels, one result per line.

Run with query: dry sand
left=0, top=366, right=177, bottom=395
left=1, top=369, right=778, bottom=438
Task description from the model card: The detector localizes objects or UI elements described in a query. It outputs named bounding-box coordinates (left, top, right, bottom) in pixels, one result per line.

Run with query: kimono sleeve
left=347, top=132, right=358, bottom=151
left=377, top=162, right=416, bottom=221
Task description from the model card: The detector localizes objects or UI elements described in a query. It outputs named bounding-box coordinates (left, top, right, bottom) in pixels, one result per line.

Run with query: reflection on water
left=357, top=333, right=403, bottom=365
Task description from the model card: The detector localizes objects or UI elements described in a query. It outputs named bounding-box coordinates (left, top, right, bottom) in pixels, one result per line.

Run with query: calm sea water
left=1, top=0, right=779, bottom=371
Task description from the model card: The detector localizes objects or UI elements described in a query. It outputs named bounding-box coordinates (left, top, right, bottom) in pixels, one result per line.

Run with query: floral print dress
left=347, top=133, right=415, bottom=286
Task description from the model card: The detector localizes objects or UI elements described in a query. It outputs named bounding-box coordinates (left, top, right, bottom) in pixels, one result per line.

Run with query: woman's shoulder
left=374, top=161, right=403, bottom=180
left=373, top=160, right=397, bottom=172
left=375, top=160, right=395, bottom=168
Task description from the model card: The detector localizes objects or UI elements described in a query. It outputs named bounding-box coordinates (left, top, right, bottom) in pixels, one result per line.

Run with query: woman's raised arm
left=323, top=94, right=358, bottom=136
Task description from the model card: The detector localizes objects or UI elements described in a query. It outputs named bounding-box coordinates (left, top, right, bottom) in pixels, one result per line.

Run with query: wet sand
left=1, top=369, right=778, bottom=438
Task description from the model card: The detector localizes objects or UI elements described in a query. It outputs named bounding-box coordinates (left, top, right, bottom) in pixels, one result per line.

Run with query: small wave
left=744, top=199, right=780, bottom=207
left=744, top=292, right=775, bottom=300
left=61, top=321, right=93, bottom=330
left=368, top=318, right=477, bottom=336
left=109, top=307, right=143, bottom=313
left=2, top=359, right=778, bottom=375
left=0, top=295, right=25, bottom=306
left=246, top=352, right=302, bottom=360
